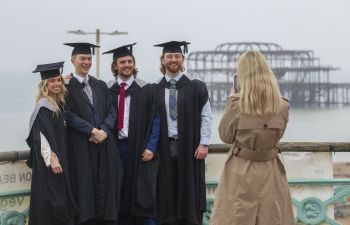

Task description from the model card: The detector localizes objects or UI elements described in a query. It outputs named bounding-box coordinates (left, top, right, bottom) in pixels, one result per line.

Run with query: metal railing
left=205, top=180, right=350, bottom=225
left=0, top=190, right=30, bottom=225
left=1, top=142, right=350, bottom=225
left=204, top=142, right=350, bottom=225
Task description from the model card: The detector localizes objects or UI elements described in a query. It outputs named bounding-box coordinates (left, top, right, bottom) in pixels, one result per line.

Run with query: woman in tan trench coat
left=210, top=51, right=295, bottom=225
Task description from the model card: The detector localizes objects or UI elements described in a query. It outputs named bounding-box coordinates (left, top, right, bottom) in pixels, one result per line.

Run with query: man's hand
left=194, top=144, right=208, bottom=160
left=142, top=149, right=154, bottom=161
left=89, top=128, right=99, bottom=144
left=96, top=129, right=108, bottom=142
left=63, top=73, right=73, bottom=81
left=89, top=135, right=99, bottom=144
left=90, top=128, right=108, bottom=144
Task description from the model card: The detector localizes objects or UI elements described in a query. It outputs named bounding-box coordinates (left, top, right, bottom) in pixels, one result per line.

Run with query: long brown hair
left=111, top=55, right=138, bottom=77
left=237, top=50, right=282, bottom=115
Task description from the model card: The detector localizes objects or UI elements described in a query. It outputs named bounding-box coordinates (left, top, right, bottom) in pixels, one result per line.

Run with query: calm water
left=1, top=73, right=350, bottom=161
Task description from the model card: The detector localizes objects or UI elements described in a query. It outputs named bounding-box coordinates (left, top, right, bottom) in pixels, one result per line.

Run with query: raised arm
left=218, top=97, right=240, bottom=144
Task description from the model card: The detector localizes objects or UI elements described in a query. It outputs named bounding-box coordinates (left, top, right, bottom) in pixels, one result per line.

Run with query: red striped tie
left=117, top=82, right=126, bottom=130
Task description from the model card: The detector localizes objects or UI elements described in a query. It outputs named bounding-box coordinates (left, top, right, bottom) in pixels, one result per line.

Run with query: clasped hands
left=89, top=128, right=108, bottom=144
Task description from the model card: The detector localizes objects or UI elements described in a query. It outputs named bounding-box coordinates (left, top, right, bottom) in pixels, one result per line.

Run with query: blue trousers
left=144, top=218, right=157, bottom=225
left=118, top=138, right=128, bottom=167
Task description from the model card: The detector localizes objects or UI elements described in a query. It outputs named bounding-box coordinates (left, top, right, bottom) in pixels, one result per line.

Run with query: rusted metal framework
left=187, top=42, right=347, bottom=108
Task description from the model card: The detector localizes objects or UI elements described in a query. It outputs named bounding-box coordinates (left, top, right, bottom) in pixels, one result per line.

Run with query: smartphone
left=233, top=74, right=240, bottom=93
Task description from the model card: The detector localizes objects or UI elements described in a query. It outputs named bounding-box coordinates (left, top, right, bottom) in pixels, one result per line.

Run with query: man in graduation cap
left=104, top=43, right=160, bottom=225
left=154, top=41, right=212, bottom=225
left=64, top=42, right=123, bottom=225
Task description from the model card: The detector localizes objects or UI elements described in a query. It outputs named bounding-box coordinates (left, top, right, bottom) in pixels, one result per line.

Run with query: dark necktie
left=117, top=82, right=126, bottom=130
left=83, top=77, right=93, bottom=104
left=169, top=79, right=177, bottom=120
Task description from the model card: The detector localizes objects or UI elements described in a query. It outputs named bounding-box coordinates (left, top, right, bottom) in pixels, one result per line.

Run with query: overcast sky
left=1, top=0, right=349, bottom=82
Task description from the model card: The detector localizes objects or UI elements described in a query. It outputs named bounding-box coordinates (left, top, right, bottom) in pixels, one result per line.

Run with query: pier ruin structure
left=187, top=42, right=349, bottom=108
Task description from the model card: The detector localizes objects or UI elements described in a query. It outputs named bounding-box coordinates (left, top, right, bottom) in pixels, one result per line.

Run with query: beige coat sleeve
left=218, top=96, right=240, bottom=144
left=280, top=99, right=290, bottom=138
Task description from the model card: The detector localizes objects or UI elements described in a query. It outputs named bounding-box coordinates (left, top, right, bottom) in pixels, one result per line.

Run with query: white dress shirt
left=117, top=76, right=135, bottom=139
left=73, top=72, right=88, bottom=83
left=40, top=132, right=52, bottom=167
left=164, top=73, right=212, bottom=145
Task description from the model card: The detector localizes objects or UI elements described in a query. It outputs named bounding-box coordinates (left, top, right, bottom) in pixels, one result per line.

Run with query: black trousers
left=167, top=141, right=203, bottom=225
left=118, top=212, right=141, bottom=225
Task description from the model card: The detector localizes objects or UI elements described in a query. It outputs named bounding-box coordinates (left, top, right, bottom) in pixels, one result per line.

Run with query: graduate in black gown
left=64, top=43, right=123, bottom=225
left=26, top=62, right=78, bottom=225
left=104, top=43, right=160, bottom=225
left=154, top=41, right=213, bottom=225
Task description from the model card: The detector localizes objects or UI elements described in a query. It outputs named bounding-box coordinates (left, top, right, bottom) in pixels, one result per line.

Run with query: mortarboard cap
left=154, top=41, right=190, bottom=54
left=103, top=43, right=136, bottom=60
left=64, top=42, right=99, bottom=56
left=33, top=61, right=64, bottom=80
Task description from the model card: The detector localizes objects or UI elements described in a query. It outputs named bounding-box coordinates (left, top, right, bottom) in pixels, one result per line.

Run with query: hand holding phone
left=233, top=74, right=240, bottom=93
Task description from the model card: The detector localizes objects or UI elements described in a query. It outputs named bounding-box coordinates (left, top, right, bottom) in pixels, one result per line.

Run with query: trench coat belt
left=233, top=142, right=280, bottom=162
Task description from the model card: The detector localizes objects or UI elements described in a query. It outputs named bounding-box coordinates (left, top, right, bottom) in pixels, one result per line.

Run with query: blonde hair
left=237, top=50, right=282, bottom=115
left=36, top=76, right=67, bottom=112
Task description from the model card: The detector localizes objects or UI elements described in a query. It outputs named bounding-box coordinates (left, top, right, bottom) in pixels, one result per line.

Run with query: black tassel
left=184, top=43, right=188, bottom=54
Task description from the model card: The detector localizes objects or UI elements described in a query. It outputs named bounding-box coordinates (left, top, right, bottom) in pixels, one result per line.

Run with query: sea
left=1, top=73, right=350, bottom=162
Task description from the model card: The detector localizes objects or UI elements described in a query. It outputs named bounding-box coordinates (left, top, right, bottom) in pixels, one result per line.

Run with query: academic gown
left=156, top=75, right=208, bottom=225
left=109, top=78, right=159, bottom=219
left=65, top=75, right=123, bottom=224
left=26, top=99, right=79, bottom=225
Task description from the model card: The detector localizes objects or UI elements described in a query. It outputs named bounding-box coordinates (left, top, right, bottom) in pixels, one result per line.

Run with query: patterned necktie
left=117, top=82, right=126, bottom=130
left=83, top=78, right=93, bottom=104
left=169, top=79, right=177, bottom=120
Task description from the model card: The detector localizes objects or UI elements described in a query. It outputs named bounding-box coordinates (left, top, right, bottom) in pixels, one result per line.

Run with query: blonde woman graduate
left=26, top=62, right=78, bottom=225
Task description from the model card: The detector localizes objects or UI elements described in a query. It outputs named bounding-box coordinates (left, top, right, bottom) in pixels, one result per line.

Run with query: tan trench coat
left=210, top=94, right=294, bottom=225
